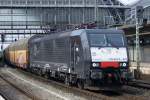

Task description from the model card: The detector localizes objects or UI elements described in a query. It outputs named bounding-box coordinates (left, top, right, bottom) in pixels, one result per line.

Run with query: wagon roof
left=8, top=36, right=32, bottom=50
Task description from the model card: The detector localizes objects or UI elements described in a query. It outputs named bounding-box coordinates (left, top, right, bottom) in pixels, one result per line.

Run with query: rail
left=128, top=80, right=150, bottom=90
left=0, top=73, right=41, bottom=100
left=15, top=68, right=149, bottom=100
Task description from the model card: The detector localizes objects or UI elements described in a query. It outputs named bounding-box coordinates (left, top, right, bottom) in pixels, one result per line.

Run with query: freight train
left=4, top=29, right=132, bottom=90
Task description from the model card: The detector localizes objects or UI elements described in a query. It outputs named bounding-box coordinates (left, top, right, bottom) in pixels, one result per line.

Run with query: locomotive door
left=71, top=37, right=83, bottom=74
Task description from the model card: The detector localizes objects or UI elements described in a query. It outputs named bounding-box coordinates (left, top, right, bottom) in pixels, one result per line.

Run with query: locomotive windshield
left=88, top=33, right=124, bottom=47
left=107, top=34, right=124, bottom=47
left=88, top=34, right=106, bottom=46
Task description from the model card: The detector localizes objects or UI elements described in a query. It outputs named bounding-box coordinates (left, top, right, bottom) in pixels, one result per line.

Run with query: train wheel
left=65, top=75, right=70, bottom=86
left=77, top=79, right=84, bottom=89
left=43, top=71, right=49, bottom=79
left=26, top=67, right=30, bottom=72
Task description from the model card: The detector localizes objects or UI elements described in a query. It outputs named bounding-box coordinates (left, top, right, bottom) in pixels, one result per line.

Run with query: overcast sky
left=118, top=0, right=140, bottom=5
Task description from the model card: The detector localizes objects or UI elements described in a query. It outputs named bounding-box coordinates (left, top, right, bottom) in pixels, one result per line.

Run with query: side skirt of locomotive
left=27, top=65, right=78, bottom=85
left=27, top=65, right=132, bottom=91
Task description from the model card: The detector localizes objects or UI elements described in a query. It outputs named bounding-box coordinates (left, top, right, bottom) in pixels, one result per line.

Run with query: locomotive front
left=87, top=30, right=131, bottom=87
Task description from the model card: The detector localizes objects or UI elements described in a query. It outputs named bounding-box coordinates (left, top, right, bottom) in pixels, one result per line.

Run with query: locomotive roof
left=71, top=29, right=123, bottom=36
left=49, top=29, right=124, bottom=37
left=29, top=29, right=124, bottom=43
left=6, top=29, right=124, bottom=47
left=85, top=29, right=123, bottom=34
left=7, top=36, right=32, bottom=50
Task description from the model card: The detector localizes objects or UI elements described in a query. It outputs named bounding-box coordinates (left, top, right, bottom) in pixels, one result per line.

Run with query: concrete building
left=125, top=0, right=150, bottom=62
left=0, top=0, right=128, bottom=50
left=125, top=0, right=150, bottom=24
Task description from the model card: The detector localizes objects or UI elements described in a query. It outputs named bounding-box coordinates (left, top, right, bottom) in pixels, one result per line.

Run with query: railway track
left=0, top=72, right=41, bottom=100
left=0, top=67, right=149, bottom=100
left=14, top=68, right=149, bottom=100
left=128, top=80, right=150, bottom=90
left=16, top=68, right=110, bottom=100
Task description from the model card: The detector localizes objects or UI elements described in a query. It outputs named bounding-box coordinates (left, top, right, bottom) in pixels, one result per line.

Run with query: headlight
left=120, top=63, right=127, bottom=67
left=122, top=63, right=127, bottom=67
left=92, top=63, right=99, bottom=67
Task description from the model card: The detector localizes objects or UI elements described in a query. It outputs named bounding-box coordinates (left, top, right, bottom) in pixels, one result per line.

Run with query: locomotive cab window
left=88, top=34, right=106, bottom=46
left=88, top=33, right=124, bottom=47
left=107, top=34, right=124, bottom=47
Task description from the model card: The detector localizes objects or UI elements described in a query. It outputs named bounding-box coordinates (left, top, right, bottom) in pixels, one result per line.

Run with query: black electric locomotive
left=27, top=29, right=131, bottom=89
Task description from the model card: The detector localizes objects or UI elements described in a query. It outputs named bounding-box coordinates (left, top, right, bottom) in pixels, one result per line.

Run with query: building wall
left=129, top=45, right=150, bottom=62
left=0, top=0, right=125, bottom=29
left=0, top=7, right=114, bottom=28
left=0, top=0, right=125, bottom=50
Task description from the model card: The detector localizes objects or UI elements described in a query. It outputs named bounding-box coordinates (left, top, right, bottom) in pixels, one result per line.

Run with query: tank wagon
left=4, top=29, right=132, bottom=90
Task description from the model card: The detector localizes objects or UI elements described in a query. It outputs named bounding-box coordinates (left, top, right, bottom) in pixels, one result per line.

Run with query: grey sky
left=118, top=0, right=140, bottom=5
